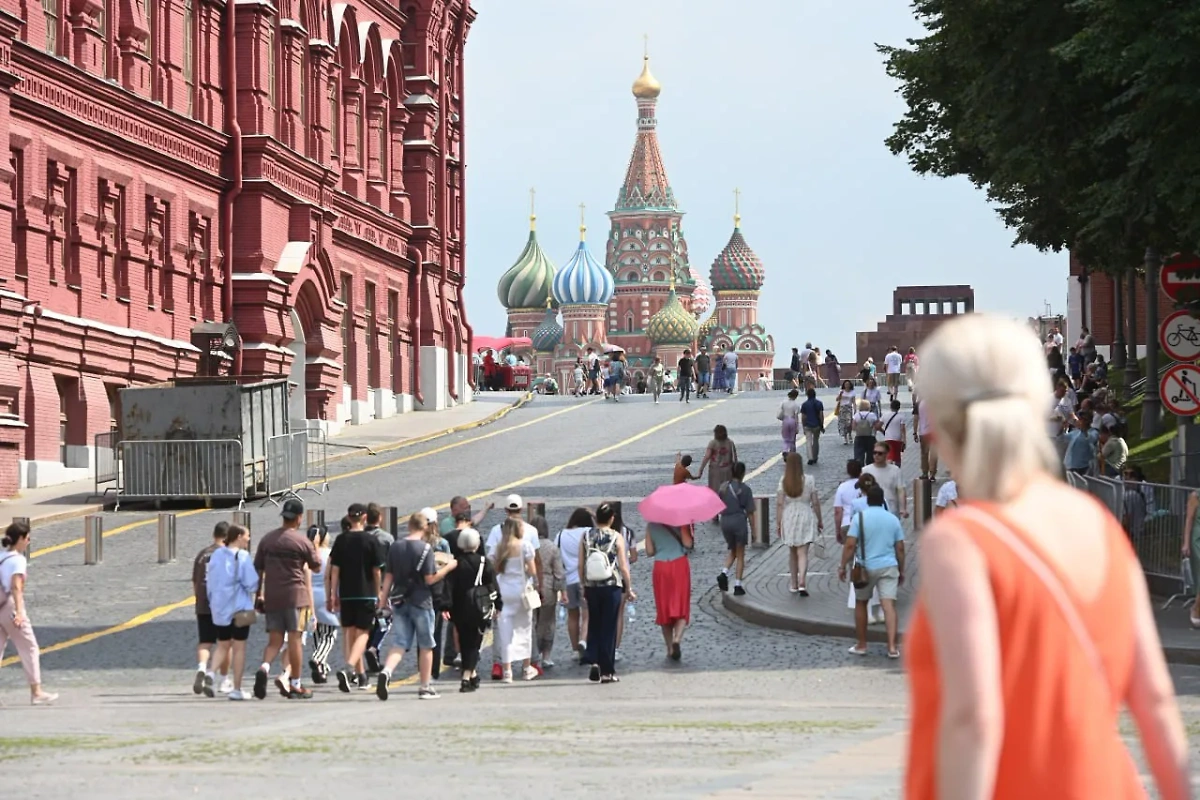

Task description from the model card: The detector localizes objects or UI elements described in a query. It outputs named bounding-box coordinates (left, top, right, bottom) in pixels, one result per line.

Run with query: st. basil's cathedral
left=496, top=53, right=775, bottom=389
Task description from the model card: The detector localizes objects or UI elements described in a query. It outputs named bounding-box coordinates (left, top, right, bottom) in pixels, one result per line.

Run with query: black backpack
left=465, top=557, right=497, bottom=625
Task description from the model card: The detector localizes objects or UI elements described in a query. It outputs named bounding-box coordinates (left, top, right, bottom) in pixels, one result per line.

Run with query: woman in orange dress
left=906, top=314, right=1190, bottom=800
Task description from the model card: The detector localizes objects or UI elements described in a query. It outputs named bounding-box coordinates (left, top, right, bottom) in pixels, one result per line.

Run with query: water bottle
left=625, top=601, right=637, bottom=622
left=557, top=603, right=567, bottom=626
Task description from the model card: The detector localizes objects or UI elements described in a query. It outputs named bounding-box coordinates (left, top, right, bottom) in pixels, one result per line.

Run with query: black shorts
left=196, top=613, right=218, bottom=644
left=340, top=599, right=377, bottom=630
left=215, top=623, right=251, bottom=642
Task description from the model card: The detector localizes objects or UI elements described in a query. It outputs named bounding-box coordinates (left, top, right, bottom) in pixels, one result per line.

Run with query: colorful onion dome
left=710, top=220, right=765, bottom=292
left=689, top=266, right=713, bottom=316
left=632, top=55, right=662, bottom=99
left=553, top=222, right=614, bottom=306
left=698, top=313, right=719, bottom=338
left=531, top=302, right=563, bottom=352
left=647, top=287, right=699, bottom=345
left=497, top=214, right=557, bottom=309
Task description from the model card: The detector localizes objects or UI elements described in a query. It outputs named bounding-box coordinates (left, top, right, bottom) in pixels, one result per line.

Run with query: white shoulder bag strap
left=957, top=506, right=1111, bottom=696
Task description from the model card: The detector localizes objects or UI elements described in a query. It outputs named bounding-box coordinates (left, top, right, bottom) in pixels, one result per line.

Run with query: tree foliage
left=879, top=0, right=1198, bottom=272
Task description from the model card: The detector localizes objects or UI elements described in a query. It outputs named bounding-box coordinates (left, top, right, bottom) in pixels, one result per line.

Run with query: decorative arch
left=331, top=4, right=361, bottom=72
left=358, top=21, right=384, bottom=91
left=651, top=271, right=666, bottom=282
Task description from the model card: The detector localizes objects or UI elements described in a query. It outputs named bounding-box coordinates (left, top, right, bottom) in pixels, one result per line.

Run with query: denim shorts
left=389, top=602, right=436, bottom=651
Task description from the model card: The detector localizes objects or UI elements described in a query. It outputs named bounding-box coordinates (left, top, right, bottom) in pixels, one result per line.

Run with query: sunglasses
left=874, top=450, right=888, bottom=456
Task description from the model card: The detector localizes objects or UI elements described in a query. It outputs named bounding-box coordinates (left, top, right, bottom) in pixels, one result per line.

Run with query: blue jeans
left=389, top=603, right=436, bottom=652
left=698, top=371, right=710, bottom=388
left=679, top=377, right=692, bottom=401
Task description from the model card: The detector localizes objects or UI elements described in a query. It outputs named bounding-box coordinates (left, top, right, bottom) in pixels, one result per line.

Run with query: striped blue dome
left=553, top=240, right=614, bottom=306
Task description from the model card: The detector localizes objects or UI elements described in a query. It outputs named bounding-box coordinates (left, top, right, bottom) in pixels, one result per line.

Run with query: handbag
left=231, top=552, right=258, bottom=627
left=850, top=511, right=869, bottom=589
left=520, top=551, right=542, bottom=611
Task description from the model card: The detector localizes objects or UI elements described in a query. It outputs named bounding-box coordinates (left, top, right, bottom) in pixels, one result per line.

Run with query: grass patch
left=1106, top=358, right=1181, bottom=483
left=0, top=735, right=168, bottom=757
left=626, top=719, right=877, bottom=734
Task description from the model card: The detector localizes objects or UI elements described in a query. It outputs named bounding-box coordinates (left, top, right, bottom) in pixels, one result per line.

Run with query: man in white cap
left=485, top=494, right=541, bottom=680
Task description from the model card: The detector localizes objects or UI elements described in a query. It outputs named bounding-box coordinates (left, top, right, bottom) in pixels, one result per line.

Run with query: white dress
left=776, top=476, right=818, bottom=547
left=494, top=537, right=536, bottom=663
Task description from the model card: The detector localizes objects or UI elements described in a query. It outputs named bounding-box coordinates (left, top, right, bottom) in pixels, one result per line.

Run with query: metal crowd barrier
left=305, top=426, right=330, bottom=493
left=1068, top=473, right=1195, bottom=602
left=92, top=430, right=119, bottom=499
left=115, top=438, right=246, bottom=511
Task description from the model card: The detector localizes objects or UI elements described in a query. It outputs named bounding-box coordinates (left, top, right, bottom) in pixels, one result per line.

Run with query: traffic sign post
left=1160, top=254, right=1200, bottom=305
left=1159, top=363, right=1200, bottom=418
left=1159, top=310, right=1200, bottom=362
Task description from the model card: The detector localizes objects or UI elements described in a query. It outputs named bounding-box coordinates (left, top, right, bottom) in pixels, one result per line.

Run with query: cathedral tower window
left=183, top=0, right=195, bottom=116
left=42, top=0, right=59, bottom=53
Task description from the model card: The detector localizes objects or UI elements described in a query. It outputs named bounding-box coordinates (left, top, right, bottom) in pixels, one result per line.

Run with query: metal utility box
left=118, top=378, right=290, bottom=500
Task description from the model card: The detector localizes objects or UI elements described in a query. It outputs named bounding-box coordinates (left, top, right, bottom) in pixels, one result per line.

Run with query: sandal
left=887, top=649, right=901, bottom=660
left=848, top=645, right=868, bottom=657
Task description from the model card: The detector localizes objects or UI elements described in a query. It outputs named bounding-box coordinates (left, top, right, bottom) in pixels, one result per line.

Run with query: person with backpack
left=577, top=502, right=636, bottom=683
left=447, top=528, right=497, bottom=692
left=852, top=399, right=880, bottom=466
left=0, top=521, right=56, bottom=705
left=717, top=461, right=755, bottom=596
left=376, top=514, right=458, bottom=700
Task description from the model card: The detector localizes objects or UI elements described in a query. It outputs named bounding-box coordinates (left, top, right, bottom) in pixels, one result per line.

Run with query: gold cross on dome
left=529, top=187, right=537, bottom=230
left=643, top=34, right=649, bottom=59
left=579, top=202, right=587, bottom=240
left=733, top=187, right=742, bottom=227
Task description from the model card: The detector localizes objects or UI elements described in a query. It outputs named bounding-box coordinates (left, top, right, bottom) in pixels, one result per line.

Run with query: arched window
left=41, top=0, right=59, bottom=53
left=183, top=0, right=195, bottom=115
left=145, top=0, right=157, bottom=98
left=625, top=312, right=633, bottom=333
left=652, top=271, right=665, bottom=282
left=266, top=21, right=277, bottom=111
left=624, top=271, right=638, bottom=282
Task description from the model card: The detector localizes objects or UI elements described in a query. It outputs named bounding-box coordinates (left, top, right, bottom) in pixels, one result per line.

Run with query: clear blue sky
left=461, top=0, right=1066, bottom=364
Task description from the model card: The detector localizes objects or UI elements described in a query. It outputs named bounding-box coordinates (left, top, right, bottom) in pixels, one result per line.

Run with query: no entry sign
left=1159, top=310, right=1200, bottom=362
left=1160, top=254, right=1200, bottom=304
left=1160, top=362, right=1200, bottom=417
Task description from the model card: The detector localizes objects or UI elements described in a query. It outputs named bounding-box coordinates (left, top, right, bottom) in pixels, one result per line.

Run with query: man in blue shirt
left=838, top=485, right=905, bottom=658
left=1063, top=410, right=1097, bottom=476
left=800, top=388, right=825, bottom=466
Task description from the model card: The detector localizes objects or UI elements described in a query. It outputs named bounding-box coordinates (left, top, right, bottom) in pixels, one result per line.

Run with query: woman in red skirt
left=644, top=522, right=694, bottom=661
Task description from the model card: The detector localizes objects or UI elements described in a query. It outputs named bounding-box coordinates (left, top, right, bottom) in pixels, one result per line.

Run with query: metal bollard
left=84, top=515, right=103, bottom=565
left=305, top=509, right=326, bottom=530
left=157, top=513, right=177, bottom=563
left=232, top=510, right=252, bottom=532
left=912, top=478, right=934, bottom=531
left=526, top=501, right=546, bottom=522
left=749, top=496, right=771, bottom=547
left=386, top=506, right=400, bottom=536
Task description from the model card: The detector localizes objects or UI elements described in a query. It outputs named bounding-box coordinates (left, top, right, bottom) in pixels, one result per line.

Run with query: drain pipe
left=221, top=0, right=243, bottom=376
left=407, top=245, right=425, bottom=406
left=454, top=15, right=474, bottom=390
left=438, top=27, right=458, bottom=402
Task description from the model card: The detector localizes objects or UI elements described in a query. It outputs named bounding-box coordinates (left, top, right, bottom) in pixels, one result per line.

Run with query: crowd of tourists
left=186, top=489, right=723, bottom=700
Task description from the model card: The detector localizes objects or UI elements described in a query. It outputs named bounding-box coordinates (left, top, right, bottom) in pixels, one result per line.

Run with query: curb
left=22, top=392, right=534, bottom=527
left=723, top=583, right=1200, bottom=666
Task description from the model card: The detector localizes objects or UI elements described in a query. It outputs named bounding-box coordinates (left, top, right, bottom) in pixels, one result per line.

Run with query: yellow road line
left=746, top=409, right=838, bottom=482
left=30, top=399, right=596, bottom=560
left=21, top=402, right=718, bottom=668
left=328, top=398, right=597, bottom=484
left=0, top=596, right=196, bottom=668
left=358, top=392, right=534, bottom=459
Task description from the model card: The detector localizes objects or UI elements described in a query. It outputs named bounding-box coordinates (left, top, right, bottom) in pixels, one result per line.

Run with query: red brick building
left=855, top=285, right=974, bottom=368
left=0, top=0, right=475, bottom=497
left=1067, top=252, right=1171, bottom=356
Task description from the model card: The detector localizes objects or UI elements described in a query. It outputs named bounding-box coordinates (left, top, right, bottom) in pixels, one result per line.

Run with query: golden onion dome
left=632, top=56, right=662, bottom=99
left=647, top=288, right=699, bottom=345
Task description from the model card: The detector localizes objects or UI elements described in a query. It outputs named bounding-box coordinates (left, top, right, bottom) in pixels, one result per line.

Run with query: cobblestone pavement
left=3, top=389, right=1199, bottom=798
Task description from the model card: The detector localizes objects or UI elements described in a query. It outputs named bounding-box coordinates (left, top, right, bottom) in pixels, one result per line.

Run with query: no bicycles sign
left=1160, top=362, right=1200, bottom=418
left=1159, top=310, right=1200, bottom=362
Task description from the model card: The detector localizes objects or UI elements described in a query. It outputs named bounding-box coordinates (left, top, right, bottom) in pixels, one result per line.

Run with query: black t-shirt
left=328, top=529, right=386, bottom=601
left=696, top=354, right=711, bottom=372
left=678, top=357, right=694, bottom=378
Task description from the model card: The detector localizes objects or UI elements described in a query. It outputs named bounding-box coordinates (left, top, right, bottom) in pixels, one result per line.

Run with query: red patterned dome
left=709, top=223, right=764, bottom=292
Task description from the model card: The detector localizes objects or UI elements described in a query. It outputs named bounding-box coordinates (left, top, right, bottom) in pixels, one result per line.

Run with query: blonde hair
left=915, top=314, right=1056, bottom=501
left=782, top=452, right=806, bottom=499
left=493, top=517, right=524, bottom=573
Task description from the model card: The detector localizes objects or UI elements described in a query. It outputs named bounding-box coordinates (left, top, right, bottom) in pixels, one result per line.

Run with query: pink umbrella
left=638, top=483, right=726, bottom=527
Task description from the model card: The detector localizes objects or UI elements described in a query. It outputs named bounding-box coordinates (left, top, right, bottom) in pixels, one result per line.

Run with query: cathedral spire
left=614, top=46, right=676, bottom=213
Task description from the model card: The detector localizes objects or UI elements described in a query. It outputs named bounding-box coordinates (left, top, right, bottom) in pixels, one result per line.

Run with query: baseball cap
left=419, top=507, right=438, bottom=525
left=347, top=502, right=367, bottom=518
left=281, top=498, right=304, bottom=521
left=505, top=493, right=523, bottom=511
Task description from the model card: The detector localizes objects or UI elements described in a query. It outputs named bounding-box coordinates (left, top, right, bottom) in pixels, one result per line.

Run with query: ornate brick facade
left=0, top=0, right=475, bottom=496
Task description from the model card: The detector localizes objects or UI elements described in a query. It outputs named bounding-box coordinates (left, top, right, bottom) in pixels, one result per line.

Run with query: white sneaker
left=218, top=676, right=234, bottom=694
left=523, top=666, right=539, bottom=681
left=227, top=689, right=246, bottom=701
